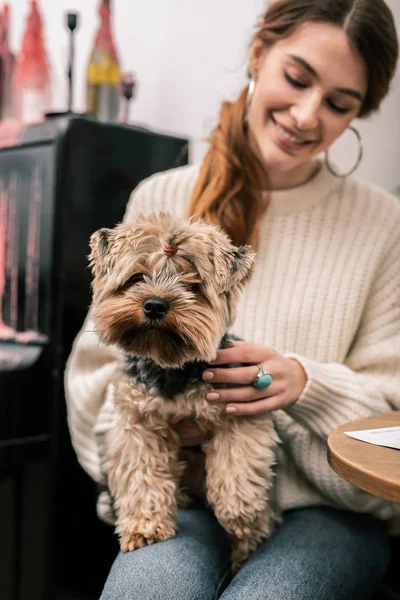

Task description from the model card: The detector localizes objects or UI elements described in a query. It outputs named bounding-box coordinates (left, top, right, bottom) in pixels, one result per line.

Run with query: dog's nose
left=143, top=298, right=169, bottom=319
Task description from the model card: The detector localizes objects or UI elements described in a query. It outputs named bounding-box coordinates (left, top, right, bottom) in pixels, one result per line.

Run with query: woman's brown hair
left=187, top=0, right=398, bottom=248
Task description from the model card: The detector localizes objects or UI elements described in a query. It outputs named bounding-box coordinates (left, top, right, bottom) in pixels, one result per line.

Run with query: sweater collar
left=263, top=161, right=340, bottom=216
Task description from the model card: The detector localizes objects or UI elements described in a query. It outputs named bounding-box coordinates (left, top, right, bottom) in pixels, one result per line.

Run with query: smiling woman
left=188, top=0, right=398, bottom=246
left=244, top=21, right=367, bottom=188
left=64, top=1, right=400, bottom=599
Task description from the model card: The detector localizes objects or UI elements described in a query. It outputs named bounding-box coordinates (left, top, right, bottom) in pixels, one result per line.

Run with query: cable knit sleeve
left=64, top=316, right=121, bottom=482
left=272, top=210, right=400, bottom=519
left=284, top=210, right=400, bottom=438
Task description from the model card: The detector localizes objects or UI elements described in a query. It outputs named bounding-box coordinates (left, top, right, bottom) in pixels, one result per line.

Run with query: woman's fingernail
left=226, top=406, right=237, bottom=413
left=207, top=392, right=220, bottom=400
left=202, top=370, right=214, bottom=381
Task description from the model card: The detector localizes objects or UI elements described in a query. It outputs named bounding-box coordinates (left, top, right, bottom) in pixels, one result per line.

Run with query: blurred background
left=0, top=2, right=399, bottom=600
left=5, top=0, right=400, bottom=189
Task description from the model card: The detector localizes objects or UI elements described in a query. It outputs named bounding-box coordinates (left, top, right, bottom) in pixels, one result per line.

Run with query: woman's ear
left=248, top=37, right=266, bottom=77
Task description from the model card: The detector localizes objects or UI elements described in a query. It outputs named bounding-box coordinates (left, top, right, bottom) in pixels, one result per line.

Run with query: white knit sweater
left=64, top=162, right=400, bottom=532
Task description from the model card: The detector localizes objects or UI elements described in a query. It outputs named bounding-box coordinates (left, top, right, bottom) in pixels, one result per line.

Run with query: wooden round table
left=327, top=411, right=400, bottom=504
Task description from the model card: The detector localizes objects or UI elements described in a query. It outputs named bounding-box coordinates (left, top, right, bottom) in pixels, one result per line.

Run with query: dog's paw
left=119, top=519, right=177, bottom=552
left=228, top=525, right=263, bottom=573
left=120, top=532, right=151, bottom=552
left=226, top=512, right=276, bottom=573
left=220, top=507, right=276, bottom=541
left=219, top=515, right=253, bottom=539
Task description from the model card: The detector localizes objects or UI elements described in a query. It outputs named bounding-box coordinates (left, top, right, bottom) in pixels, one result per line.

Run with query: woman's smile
left=270, top=113, right=317, bottom=154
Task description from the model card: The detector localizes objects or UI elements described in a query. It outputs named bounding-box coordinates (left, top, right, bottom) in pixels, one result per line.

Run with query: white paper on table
left=344, top=426, right=400, bottom=450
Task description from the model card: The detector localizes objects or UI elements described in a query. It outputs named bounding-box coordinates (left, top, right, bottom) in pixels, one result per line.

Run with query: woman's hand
left=202, top=340, right=307, bottom=416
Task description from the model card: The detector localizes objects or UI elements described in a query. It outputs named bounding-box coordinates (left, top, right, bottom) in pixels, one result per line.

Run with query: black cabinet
left=0, top=114, right=189, bottom=599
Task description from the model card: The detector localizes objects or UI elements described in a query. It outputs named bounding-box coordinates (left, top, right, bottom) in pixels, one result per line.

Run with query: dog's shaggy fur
left=89, top=212, right=280, bottom=571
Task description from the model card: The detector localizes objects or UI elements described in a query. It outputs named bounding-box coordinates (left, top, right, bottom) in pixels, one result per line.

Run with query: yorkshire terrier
left=88, top=212, right=279, bottom=571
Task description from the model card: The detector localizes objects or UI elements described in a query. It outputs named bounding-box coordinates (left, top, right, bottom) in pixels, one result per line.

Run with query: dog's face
left=89, top=212, right=255, bottom=368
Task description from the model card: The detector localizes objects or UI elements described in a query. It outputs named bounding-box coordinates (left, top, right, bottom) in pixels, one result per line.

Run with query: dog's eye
left=120, top=273, right=145, bottom=291
left=190, top=282, right=200, bottom=293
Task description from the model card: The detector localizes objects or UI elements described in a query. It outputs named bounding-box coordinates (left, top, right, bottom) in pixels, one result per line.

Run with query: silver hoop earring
left=243, top=76, right=255, bottom=129
left=325, top=126, right=363, bottom=177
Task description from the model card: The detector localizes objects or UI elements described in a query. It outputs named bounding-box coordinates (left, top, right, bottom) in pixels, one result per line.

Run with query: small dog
left=89, top=212, right=279, bottom=571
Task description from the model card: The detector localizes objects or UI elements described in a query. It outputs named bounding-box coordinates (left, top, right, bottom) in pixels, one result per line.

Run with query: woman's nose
left=290, top=93, right=321, bottom=131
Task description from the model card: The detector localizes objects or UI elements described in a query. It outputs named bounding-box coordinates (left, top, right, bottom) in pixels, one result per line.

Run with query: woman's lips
left=271, top=115, right=317, bottom=152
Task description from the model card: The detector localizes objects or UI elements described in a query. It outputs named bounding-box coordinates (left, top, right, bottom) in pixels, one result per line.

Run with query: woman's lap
left=99, top=507, right=231, bottom=600
left=99, top=505, right=390, bottom=600
left=221, top=506, right=390, bottom=600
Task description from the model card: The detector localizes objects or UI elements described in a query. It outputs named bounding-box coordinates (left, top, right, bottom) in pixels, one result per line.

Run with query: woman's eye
left=285, top=71, right=351, bottom=115
left=327, top=100, right=350, bottom=115
left=285, top=72, right=307, bottom=89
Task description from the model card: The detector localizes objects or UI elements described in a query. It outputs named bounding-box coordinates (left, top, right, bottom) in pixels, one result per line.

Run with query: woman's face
left=247, top=21, right=368, bottom=188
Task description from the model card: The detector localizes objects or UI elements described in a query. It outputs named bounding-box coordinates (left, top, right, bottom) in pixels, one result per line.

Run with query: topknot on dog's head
left=89, top=211, right=256, bottom=296
left=162, top=212, right=256, bottom=295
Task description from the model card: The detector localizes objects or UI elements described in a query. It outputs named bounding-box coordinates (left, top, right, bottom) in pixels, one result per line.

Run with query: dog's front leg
left=204, top=415, right=279, bottom=572
left=104, top=412, right=182, bottom=552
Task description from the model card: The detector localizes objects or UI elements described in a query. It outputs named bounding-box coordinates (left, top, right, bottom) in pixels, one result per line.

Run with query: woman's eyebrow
left=287, top=54, right=364, bottom=101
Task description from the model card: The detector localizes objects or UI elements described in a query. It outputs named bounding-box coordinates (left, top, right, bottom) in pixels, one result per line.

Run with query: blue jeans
left=100, top=506, right=390, bottom=600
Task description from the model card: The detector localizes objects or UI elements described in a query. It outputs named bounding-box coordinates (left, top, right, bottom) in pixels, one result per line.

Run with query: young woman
left=65, top=1, right=400, bottom=598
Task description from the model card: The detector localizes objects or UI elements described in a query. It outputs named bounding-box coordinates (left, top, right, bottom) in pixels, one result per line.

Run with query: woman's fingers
left=209, top=341, right=274, bottom=366
left=202, top=364, right=267, bottom=385
left=206, top=384, right=276, bottom=403
left=224, top=395, right=285, bottom=416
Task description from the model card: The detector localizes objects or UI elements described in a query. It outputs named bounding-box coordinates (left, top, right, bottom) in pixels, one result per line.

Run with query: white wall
left=8, top=0, right=400, bottom=193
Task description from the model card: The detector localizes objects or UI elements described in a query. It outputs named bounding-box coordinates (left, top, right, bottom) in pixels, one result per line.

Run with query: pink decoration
left=13, top=0, right=51, bottom=122
left=94, top=2, right=119, bottom=64
left=163, top=244, right=178, bottom=257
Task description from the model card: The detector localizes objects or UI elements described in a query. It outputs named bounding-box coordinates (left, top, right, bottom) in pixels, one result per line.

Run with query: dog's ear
left=214, top=244, right=256, bottom=293
left=88, top=228, right=114, bottom=279
left=227, top=245, right=256, bottom=291
left=230, top=245, right=256, bottom=288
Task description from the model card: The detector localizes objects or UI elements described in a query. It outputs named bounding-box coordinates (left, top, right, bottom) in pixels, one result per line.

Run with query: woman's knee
left=100, top=508, right=230, bottom=599
left=101, top=560, right=213, bottom=599
left=100, top=547, right=217, bottom=600
left=100, top=532, right=230, bottom=600
left=220, top=507, right=391, bottom=600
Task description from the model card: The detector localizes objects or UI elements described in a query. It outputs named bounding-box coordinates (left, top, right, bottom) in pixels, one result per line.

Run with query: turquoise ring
left=253, top=365, right=273, bottom=390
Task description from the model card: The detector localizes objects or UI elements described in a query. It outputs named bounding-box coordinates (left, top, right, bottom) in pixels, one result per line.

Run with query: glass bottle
left=0, top=5, right=15, bottom=121
left=86, top=0, right=121, bottom=122
left=13, top=0, right=51, bottom=123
